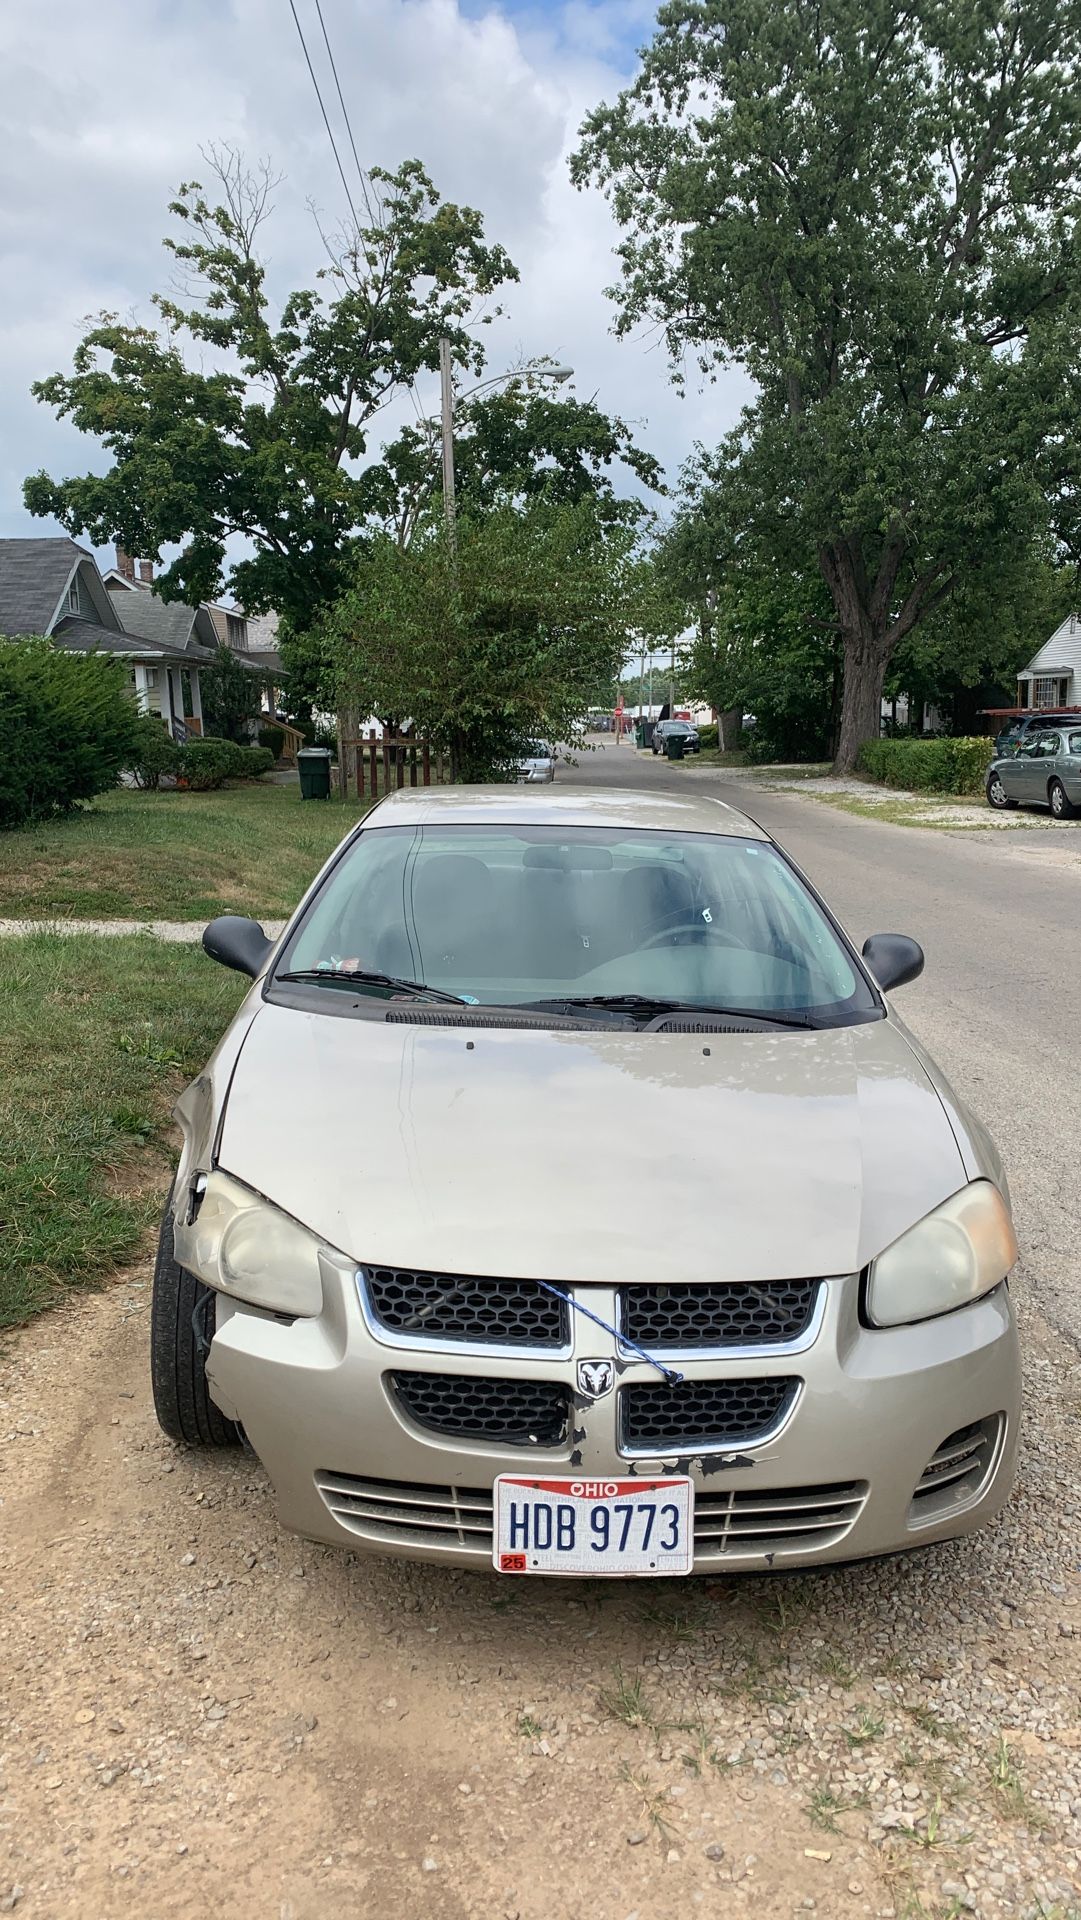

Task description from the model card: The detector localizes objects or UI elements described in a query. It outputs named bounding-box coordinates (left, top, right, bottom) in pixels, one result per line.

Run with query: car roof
left=363, top=784, right=770, bottom=840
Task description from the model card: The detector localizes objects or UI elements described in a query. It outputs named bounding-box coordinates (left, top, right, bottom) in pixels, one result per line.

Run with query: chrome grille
left=363, top=1268, right=566, bottom=1348
left=694, top=1481, right=867, bottom=1554
left=620, top=1376, right=800, bottom=1451
left=389, top=1371, right=569, bottom=1447
left=909, top=1416, right=1003, bottom=1524
left=315, top=1472, right=866, bottom=1559
left=621, top=1281, right=820, bottom=1351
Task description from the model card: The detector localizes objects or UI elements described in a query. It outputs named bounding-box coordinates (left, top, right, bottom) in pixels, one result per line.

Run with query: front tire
left=1049, top=778, right=1076, bottom=819
left=986, top=773, right=1016, bottom=811
left=150, top=1196, right=240, bottom=1447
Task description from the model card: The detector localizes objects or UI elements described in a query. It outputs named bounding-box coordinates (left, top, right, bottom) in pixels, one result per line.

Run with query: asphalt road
left=566, top=742, right=1081, bottom=1351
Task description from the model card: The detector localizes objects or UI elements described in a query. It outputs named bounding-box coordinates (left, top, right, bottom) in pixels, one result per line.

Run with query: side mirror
left=861, top=933, right=925, bottom=994
left=203, top=915, right=274, bottom=978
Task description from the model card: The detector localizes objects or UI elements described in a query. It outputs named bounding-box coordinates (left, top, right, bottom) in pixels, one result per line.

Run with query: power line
left=314, top=0, right=375, bottom=222
left=287, top=0, right=358, bottom=229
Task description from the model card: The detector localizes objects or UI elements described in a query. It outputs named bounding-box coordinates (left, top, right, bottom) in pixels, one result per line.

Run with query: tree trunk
left=718, top=706, right=742, bottom=752
left=832, top=629, right=889, bottom=773
left=337, top=704, right=359, bottom=798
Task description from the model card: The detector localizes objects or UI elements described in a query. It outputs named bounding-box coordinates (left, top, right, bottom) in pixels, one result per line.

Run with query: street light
left=438, top=339, right=574, bottom=547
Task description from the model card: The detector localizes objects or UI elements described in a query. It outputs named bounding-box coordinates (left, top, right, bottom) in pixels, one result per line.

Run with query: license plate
left=493, top=1476, right=693, bottom=1576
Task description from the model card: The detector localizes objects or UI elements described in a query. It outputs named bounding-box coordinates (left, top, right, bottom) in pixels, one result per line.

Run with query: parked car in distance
left=152, top=785, right=1020, bottom=1578
left=517, top=741, right=556, bottom=783
left=652, top=718, right=701, bottom=754
left=986, top=727, right=1081, bottom=818
left=992, top=711, right=1080, bottom=756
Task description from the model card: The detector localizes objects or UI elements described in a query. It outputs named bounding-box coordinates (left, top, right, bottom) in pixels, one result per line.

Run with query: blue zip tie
left=536, top=1280, right=684, bottom=1387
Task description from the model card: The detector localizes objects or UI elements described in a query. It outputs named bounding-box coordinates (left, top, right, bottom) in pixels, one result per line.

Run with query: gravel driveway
left=1, top=1280, right=1079, bottom=1919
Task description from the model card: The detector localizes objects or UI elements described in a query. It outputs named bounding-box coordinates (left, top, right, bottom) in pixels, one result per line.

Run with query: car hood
left=216, top=1006, right=967, bottom=1285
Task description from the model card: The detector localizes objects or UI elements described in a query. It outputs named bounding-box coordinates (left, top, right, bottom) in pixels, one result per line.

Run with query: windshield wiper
left=521, top=993, right=820, bottom=1029
left=276, top=967, right=467, bottom=1005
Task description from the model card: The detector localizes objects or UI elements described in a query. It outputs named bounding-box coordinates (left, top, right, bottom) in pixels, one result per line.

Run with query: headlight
left=177, top=1170, right=330, bottom=1316
left=865, top=1181, right=1017, bottom=1328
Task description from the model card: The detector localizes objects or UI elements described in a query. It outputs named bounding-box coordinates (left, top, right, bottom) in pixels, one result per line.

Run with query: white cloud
left=0, top=0, right=750, bottom=556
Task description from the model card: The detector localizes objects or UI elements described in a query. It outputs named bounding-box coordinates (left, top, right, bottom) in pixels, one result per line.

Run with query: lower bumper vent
left=620, top=1376, right=799, bottom=1451
left=909, top=1415, right=1003, bottom=1525
left=389, top=1371, right=568, bottom=1447
left=314, top=1472, right=867, bottom=1560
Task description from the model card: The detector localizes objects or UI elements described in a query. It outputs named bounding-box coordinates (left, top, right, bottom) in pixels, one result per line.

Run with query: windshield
left=275, top=824, right=877, bottom=1022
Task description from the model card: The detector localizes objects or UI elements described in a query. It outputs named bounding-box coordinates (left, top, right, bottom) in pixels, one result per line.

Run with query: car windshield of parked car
left=1068, top=732, right=1081, bottom=755
left=276, top=824, right=876, bottom=1021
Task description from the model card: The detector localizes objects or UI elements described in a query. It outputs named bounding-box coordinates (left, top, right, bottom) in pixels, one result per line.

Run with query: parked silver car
left=517, top=740, right=556, bottom=783
left=986, top=726, right=1081, bottom=818
left=153, top=787, right=1019, bottom=1576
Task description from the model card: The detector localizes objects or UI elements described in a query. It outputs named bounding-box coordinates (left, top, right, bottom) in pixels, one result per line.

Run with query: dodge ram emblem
left=577, top=1358, right=615, bottom=1399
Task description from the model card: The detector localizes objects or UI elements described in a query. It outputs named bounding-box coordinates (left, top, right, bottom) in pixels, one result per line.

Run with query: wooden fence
left=338, top=732, right=444, bottom=801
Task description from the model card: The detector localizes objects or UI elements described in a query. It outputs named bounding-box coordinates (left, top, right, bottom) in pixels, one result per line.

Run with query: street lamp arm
left=438, top=340, right=575, bottom=555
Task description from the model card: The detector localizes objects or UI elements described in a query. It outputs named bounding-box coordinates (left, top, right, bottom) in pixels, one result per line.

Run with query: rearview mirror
left=203, top=915, right=273, bottom=978
left=861, top=933, right=925, bottom=994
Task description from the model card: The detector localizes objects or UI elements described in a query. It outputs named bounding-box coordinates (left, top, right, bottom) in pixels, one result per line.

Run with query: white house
left=1017, top=614, right=1081, bottom=710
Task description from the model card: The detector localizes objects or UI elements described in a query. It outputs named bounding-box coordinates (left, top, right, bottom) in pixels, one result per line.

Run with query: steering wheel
left=641, top=916, right=746, bottom=951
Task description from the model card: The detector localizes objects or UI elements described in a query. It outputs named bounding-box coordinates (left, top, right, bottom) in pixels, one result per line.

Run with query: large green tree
left=318, top=501, right=643, bottom=780
left=573, top=0, right=1081, bottom=769
left=354, top=377, right=663, bottom=551
left=24, top=148, right=516, bottom=631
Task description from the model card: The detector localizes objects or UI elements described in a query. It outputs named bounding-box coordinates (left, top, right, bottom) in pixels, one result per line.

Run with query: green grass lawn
left=0, top=933, right=248, bottom=1328
left=0, top=783, right=373, bottom=922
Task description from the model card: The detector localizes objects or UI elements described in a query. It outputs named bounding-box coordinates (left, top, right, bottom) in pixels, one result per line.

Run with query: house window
left=67, top=576, right=81, bottom=614
left=144, top=668, right=159, bottom=688
left=226, top=613, right=247, bottom=650
left=1033, top=676, right=1059, bottom=708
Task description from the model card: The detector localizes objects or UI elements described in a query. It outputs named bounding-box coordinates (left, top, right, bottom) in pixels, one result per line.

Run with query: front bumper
left=206, top=1269, right=1019, bottom=1572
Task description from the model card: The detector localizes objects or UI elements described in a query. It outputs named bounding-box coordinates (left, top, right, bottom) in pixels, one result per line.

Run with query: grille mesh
left=365, top=1269, right=566, bottom=1347
left=622, top=1281, right=819, bottom=1350
left=314, top=1472, right=866, bottom=1559
left=621, top=1376, right=799, bottom=1450
left=389, top=1371, right=568, bottom=1446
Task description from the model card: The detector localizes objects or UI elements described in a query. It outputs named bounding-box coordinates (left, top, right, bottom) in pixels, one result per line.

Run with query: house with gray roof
left=0, top=536, right=219, bottom=739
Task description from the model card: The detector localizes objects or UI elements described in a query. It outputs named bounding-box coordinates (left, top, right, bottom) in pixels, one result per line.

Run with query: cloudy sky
left=0, top=0, right=751, bottom=563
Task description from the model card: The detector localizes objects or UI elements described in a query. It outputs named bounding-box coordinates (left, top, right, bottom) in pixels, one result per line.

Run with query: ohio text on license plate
left=493, top=1476, right=693, bottom=1576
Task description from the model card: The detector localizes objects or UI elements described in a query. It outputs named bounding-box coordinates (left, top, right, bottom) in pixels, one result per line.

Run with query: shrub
left=176, top=738, right=235, bottom=790
left=175, top=737, right=275, bottom=789
left=695, top=723, right=718, bottom=750
left=258, top=724, right=285, bottom=758
left=856, top=735, right=993, bottom=795
left=235, top=745, right=275, bottom=778
left=0, top=638, right=140, bottom=829
left=128, top=713, right=180, bottom=789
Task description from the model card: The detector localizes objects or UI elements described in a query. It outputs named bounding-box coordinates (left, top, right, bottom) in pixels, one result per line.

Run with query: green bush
left=128, top=713, right=180, bottom=789
left=235, top=745, right=275, bottom=778
left=176, top=738, right=235, bottom=790
left=175, top=737, right=274, bottom=789
left=696, top=723, right=719, bottom=750
left=856, top=735, right=994, bottom=795
left=258, top=724, right=285, bottom=758
left=0, top=638, right=140, bottom=829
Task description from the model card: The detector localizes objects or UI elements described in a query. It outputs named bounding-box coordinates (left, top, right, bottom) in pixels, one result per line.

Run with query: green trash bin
left=297, top=746, right=332, bottom=800
left=666, top=733, right=687, bottom=761
left=635, top=722, right=646, bottom=749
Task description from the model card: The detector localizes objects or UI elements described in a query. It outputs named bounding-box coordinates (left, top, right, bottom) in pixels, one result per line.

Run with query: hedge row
left=1, top=639, right=139, bottom=829
left=129, top=723, right=275, bottom=791
left=856, top=736, right=994, bottom=795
